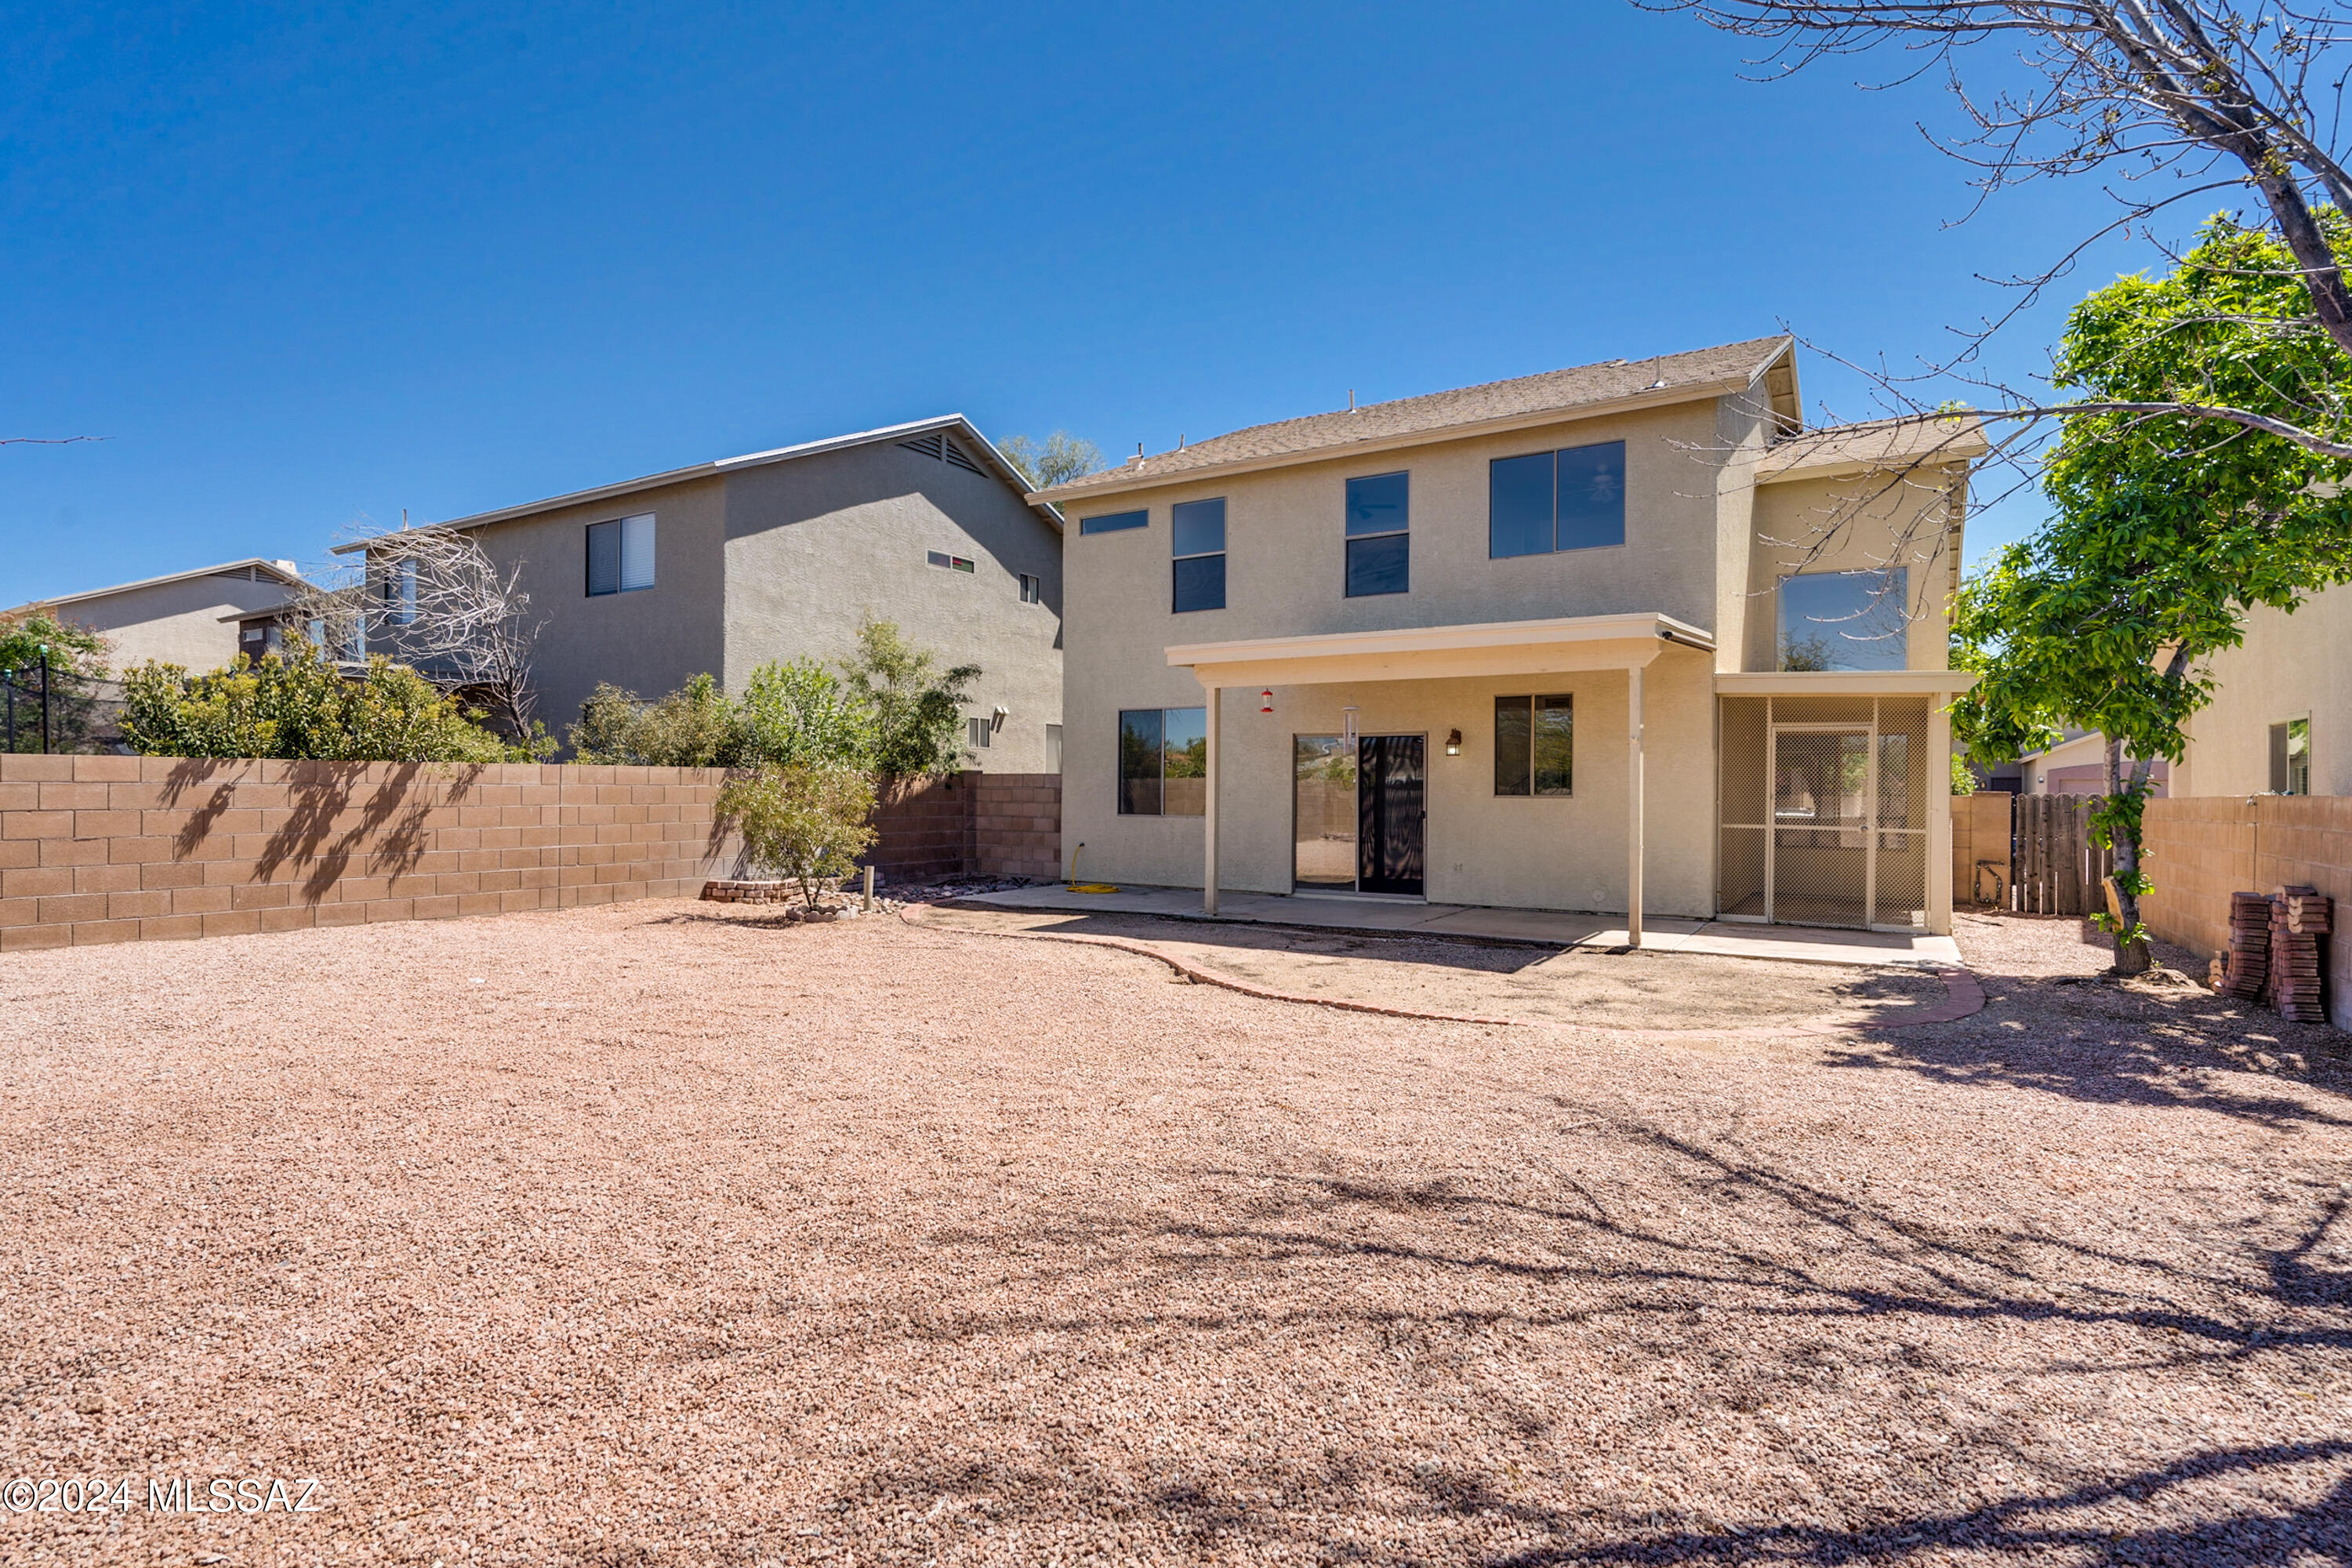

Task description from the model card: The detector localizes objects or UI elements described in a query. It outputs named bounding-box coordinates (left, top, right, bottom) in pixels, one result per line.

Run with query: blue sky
left=2, top=0, right=2151, bottom=604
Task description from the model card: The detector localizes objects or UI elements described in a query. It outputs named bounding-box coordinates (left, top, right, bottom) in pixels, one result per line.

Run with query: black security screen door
left=1356, top=735, right=1426, bottom=896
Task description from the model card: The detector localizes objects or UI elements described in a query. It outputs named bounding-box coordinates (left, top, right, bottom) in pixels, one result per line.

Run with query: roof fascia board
left=332, top=416, right=1061, bottom=554
left=1034, top=376, right=1752, bottom=507
left=19, top=558, right=303, bottom=611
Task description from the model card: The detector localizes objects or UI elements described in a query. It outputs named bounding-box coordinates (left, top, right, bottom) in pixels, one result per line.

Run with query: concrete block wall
left=866, top=771, right=1062, bottom=884
left=0, top=754, right=735, bottom=953
left=974, top=773, right=1062, bottom=880
left=2140, top=794, right=2352, bottom=1031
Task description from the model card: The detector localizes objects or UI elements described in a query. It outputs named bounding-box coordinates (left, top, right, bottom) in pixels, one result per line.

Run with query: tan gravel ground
left=2, top=899, right=2348, bottom=1567
left=914, top=907, right=1955, bottom=1031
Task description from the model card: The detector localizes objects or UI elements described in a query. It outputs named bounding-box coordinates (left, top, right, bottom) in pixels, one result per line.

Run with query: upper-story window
left=1172, top=499, right=1226, bottom=613
left=2271, top=717, right=2311, bottom=794
left=1345, top=472, right=1409, bottom=597
left=1080, top=510, right=1146, bottom=535
left=587, top=514, right=656, bottom=596
left=1019, top=572, right=1042, bottom=603
left=1489, top=441, right=1625, bottom=557
left=1777, top=568, right=1908, bottom=671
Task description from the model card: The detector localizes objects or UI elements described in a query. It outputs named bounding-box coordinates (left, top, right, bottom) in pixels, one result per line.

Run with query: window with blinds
left=587, top=514, right=656, bottom=596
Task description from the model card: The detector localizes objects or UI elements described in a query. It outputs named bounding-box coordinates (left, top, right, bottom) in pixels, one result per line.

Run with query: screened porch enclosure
left=1719, top=695, right=1929, bottom=932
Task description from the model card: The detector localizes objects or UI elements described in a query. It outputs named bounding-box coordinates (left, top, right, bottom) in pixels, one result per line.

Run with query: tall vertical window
left=1171, top=499, right=1226, bottom=612
left=1494, top=695, right=1573, bottom=796
left=2271, top=717, right=2311, bottom=794
left=1019, top=572, right=1043, bottom=603
left=1118, top=707, right=1207, bottom=815
left=1345, top=472, right=1410, bottom=597
left=587, top=514, right=657, bottom=596
left=1777, top=568, right=1908, bottom=672
left=1488, top=441, right=1625, bottom=557
left=380, top=558, right=418, bottom=623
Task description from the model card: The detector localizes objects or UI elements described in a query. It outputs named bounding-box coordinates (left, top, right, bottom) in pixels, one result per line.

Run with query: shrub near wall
left=0, top=755, right=735, bottom=952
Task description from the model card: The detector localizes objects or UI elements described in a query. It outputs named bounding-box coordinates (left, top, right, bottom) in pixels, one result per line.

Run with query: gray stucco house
left=344, top=416, right=1065, bottom=770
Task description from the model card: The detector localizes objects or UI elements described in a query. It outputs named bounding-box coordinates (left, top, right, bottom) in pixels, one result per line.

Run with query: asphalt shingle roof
left=1034, top=336, right=1795, bottom=502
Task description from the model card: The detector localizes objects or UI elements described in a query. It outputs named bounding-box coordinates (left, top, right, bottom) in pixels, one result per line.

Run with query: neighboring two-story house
left=10, top=558, right=307, bottom=670
left=2169, top=583, right=2350, bottom=798
left=1030, top=338, right=1984, bottom=938
left=341, top=416, right=1065, bottom=769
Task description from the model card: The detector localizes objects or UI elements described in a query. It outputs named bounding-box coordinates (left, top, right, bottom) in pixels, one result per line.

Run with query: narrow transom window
left=1171, top=499, right=1226, bottom=613
left=1345, top=472, right=1409, bottom=597
left=1080, top=510, right=1147, bottom=535
left=1119, top=707, right=1207, bottom=815
left=1494, top=695, right=1573, bottom=796
left=1488, top=441, right=1625, bottom=557
left=587, top=514, right=656, bottom=596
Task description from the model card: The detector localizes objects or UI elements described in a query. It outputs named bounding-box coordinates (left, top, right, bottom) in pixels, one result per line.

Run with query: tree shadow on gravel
left=1820, top=967, right=2352, bottom=1130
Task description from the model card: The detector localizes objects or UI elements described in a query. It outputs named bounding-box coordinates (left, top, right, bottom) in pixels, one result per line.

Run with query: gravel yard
left=2, top=900, right=2348, bottom=1566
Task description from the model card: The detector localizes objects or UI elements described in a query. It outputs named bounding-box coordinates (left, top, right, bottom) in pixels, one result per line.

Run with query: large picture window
left=1777, top=568, right=1908, bottom=672
left=587, top=514, right=656, bottom=596
left=1494, top=695, right=1573, bottom=796
left=1172, top=499, right=1226, bottom=612
left=1345, top=472, right=1409, bottom=597
left=1488, top=441, right=1624, bottom=557
left=1119, top=707, right=1208, bottom=815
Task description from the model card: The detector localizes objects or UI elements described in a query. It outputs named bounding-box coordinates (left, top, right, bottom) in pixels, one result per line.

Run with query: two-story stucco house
left=10, top=558, right=307, bottom=670
left=1031, top=338, right=1984, bottom=939
left=340, top=416, right=1065, bottom=768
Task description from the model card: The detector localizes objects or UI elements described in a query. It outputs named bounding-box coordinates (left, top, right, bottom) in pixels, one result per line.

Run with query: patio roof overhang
left=1164, top=612, right=1715, bottom=689
left=1713, top=670, right=1977, bottom=696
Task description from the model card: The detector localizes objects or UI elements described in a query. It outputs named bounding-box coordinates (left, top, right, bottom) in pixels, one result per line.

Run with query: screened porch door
left=1719, top=698, right=1929, bottom=933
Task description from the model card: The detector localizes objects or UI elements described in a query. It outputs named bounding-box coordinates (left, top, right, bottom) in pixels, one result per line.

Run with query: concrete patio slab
left=947, top=884, right=1965, bottom=969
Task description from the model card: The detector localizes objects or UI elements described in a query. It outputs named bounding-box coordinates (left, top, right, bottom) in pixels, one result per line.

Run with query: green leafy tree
left=716, top=762, right=880, bottom=906
left=120, top=646, right=538, bottom=762
left=0, top=607, right=114, bottom=753
left=1953, top=215, right=2352, bottom=973
left=568, top=673, right=746, bottom=767
left=737, top=659, right=875, bottom=768
left=841, top=615, right=979, bottom=779
left=997, top=430, right=1103, bottom=490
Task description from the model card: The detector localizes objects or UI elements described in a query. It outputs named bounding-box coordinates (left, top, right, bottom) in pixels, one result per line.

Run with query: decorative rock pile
left=2210, top=885, right=2332, bottom=1024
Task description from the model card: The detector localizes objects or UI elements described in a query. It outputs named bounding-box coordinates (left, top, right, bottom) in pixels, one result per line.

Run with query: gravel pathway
left=1, top=901, right=2347, bottom=1566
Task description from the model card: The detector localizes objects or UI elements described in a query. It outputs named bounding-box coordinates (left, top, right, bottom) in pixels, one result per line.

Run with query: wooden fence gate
left=2012, top=793, right=2115, bottom=916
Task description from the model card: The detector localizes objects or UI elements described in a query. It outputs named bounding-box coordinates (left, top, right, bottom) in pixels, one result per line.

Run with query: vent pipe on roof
left=1348, top=389, right=1356, bottom=412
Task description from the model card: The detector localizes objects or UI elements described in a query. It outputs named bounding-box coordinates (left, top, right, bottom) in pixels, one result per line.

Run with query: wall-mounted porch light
left=1445, top=728, right=1463, bottom=757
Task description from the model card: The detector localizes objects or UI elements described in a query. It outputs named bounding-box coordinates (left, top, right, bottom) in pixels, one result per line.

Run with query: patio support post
left=1927, top=695, right=1954, bottom=936
left=1203, top=684, right=1221, bottom=916
left=1627, top=662, right=1644, bottom=948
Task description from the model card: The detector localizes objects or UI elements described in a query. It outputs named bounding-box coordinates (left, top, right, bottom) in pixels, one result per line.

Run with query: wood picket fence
left=2010, top=793, right=2116, bottom=916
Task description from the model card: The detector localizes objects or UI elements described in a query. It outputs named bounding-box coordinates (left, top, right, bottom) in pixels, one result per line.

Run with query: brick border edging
left=898, top=903, right=1986, bottom=1038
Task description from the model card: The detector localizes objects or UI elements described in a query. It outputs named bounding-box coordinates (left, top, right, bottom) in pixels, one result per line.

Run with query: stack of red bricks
left=2215, top=891, right=2273, bottom=997
left=2210, top=886, right=2332, bottom=1023
left=2266, top=885, right=2332, bottom=1024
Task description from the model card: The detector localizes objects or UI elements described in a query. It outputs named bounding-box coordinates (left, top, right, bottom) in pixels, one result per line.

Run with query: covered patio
left=1167, top=611, right=1716, bottom=947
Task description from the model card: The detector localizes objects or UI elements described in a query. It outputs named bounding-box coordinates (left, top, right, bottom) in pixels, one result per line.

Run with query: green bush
left=120, top=646, right=540, bottom=762
left=716, top=762, right=880, bottom=906
left=841, top=614, right=977, bottom=779
left=570, top=673, right=746, bottom=767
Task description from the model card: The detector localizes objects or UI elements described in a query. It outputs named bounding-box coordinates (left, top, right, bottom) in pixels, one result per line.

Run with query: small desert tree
left=716, top=762, right=880, bottom=906
left=569, top=673, right=746, bottom=766
left=841, top=615, right=979, bottom=780
left=737, top=659, right=876, bottom=768
left=998, top=430, right=1104, bottom=490
left=292, top=524, right=546, bottom=745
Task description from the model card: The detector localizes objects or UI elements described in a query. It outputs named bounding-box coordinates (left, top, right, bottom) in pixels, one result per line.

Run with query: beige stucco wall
left=1747, top=468, right=1961, bottom=675
left=457, top=477, right=731, bottom=747
left=2176, top=582, right=2352, bottom=797
left=1061, top=396, right=1734, bottom=907
left=49, top=573, right=296, bottom=671
left=721, top=440, right=1064, bottom=774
